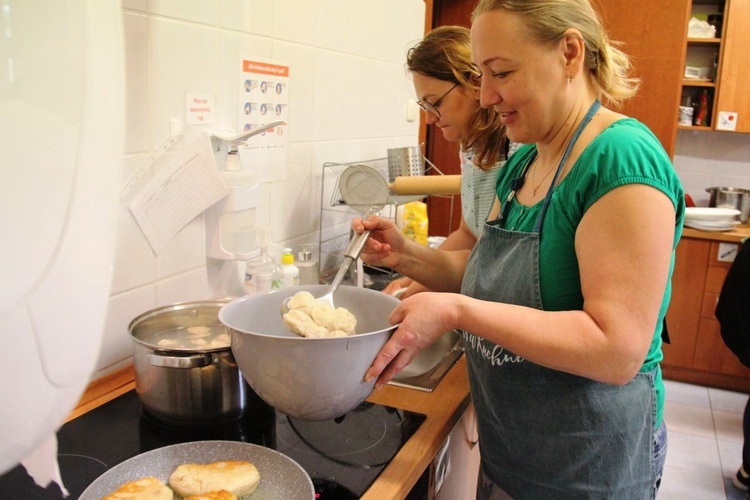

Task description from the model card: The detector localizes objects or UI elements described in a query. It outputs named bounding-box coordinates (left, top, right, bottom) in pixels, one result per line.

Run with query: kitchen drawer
left=705, top=265, right=729, bottom=294
left=694, top=318, right=750, bottom=379
left=700, top=291, right=720, bottom=320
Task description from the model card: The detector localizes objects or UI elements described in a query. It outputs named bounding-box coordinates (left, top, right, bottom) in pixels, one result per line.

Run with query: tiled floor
left=660, top=379, right=748, bottom=499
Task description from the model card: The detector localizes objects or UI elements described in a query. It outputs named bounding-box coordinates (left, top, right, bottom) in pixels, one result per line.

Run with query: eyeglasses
left=416, top=83, right=459, bottom=118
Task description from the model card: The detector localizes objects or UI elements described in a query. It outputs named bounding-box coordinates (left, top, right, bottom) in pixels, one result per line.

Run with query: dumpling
left=282, top=291, right=357, bottom=337
left=283, top=309, right=330, bottom=338
left=286, top=290, right=316, bottom=316
left=311, top=306, right=356, bottom=335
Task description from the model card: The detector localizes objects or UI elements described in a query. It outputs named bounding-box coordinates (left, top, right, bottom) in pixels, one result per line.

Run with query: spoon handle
left=328, top=206, right=379, bottom=296
left=328, top=256, right=355, bottom=296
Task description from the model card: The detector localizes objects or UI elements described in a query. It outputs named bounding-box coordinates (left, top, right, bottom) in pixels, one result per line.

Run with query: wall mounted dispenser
left=206, top=121, right=284, bottom=261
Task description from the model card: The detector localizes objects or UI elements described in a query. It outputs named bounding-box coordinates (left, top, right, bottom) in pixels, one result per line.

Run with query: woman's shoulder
left=568, top=118, right=683, bottom=208
left=461, top=147, right=506, bottom=173
left=582, top=118, right=673, bottom=172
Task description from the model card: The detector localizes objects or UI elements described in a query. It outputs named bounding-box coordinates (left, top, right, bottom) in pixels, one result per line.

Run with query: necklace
left=529, top=156, right=556, bottom=196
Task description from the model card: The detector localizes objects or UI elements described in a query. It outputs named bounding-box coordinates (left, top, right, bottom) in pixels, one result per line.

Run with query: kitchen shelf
left=687, top=37, right=721, bottom=44
left=678, top=124, right=713, bottom=131
left=682, top=79, right=716, bottom=87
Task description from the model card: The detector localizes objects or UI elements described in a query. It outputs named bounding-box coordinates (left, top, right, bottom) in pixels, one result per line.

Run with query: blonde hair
left=472, top=0, right=640, bottom=107
left=407, top=26, right=506, bottom=167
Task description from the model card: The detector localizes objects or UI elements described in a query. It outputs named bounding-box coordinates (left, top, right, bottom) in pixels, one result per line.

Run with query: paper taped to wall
left=129, top=134, right=229, bottom=254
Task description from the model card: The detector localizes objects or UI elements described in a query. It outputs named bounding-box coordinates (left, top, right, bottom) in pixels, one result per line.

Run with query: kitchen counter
left=69, top=355, right=472, bottom=500
left=682, top=223, right=750, bottom=243
left=663, top=223, right=750, bottom=393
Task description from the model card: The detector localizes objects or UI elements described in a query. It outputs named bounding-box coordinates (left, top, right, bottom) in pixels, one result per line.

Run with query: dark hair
left=406, top=26, right=506, bottom=168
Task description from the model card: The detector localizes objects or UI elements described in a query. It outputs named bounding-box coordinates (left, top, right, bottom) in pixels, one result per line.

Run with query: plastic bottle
left=693, top=89, right=709, bottom=127
left=244, top=236, right=283, bottom=295
left=297, top=243, right=320, bottom=285
left=280, top=247, right=300, bottom=288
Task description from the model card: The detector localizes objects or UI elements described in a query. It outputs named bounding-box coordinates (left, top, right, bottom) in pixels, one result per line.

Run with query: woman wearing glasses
left=385, top=26, right=507, bottom=299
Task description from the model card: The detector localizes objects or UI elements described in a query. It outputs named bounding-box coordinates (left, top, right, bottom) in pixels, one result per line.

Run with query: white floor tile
left=715, top=409, right=745, bottom=444
left=665, top=379, right=711, bottom=409
left=665, top=401, right=717, bottom=439
left=665, top=430, right=723, bottom=475
left=659, top=465, right=728, bottom=500
left=710, top=388, right=749, bottom=415
left=718, top=438, right=744, bottom=479
left=662, top=380, right=750, bottom=499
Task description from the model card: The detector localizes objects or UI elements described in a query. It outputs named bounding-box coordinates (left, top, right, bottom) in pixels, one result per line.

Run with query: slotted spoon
left=281, top=164, right=390, bottom=315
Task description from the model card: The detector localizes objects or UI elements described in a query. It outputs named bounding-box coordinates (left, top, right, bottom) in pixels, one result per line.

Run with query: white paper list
left=130, top=137, right=229, bottom=254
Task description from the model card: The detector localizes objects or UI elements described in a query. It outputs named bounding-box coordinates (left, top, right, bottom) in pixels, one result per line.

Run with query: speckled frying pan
left=79, top=440, right=313, bottom=500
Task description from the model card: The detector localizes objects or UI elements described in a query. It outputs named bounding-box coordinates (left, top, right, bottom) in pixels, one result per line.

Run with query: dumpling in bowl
left=283, top=309, right=331, bottom=338
left=286, top=290, right=316, bottom=316
left=283, top=291, right=357, bottom=337
left=310, top=304, right=356, bottom=335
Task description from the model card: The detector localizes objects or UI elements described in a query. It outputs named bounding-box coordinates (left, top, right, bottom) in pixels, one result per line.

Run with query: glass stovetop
left=0, top=389, right=425, bottom=499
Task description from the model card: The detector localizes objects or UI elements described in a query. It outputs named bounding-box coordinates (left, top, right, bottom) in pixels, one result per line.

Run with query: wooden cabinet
left=663, top=237, right=750, bottom=392
left=679, top=1, right=724, bottom=131
left=714, top=0, right=750, bottom=132
left=678, top=0, right=750, bottom=133
left=597, top=0, right=690, bottom=158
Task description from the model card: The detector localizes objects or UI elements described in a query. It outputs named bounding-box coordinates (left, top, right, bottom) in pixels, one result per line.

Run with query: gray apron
left=461, top=101, right=656, bottom=499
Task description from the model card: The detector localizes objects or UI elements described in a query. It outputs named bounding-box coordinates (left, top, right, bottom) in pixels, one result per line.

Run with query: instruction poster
left=239, top=56, right=289, bottom=181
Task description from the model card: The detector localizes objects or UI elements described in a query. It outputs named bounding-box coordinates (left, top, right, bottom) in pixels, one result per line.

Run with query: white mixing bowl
left=219, top=285, right=399, bottom=420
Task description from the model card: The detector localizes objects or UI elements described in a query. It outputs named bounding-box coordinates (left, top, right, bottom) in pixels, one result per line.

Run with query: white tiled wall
left=673, top=130, right=750, bottom=206
left=95, top=1, right=750, bottom=382
left=95, top=1, right=424, bottom=378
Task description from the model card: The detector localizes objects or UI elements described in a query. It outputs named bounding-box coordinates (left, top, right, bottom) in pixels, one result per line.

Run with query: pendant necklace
left=529, top=156, right=555, bottom=196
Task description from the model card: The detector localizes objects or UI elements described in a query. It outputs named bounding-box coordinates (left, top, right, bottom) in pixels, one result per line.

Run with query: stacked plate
left=684, top=207, right=741, bottom=231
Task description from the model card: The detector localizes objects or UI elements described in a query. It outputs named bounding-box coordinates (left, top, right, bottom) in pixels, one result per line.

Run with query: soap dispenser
left=280, top=247, right=300, bottom=288
left=297, top=243, right=320, bottom=285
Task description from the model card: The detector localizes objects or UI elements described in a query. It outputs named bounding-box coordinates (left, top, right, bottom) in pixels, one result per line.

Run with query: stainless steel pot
left=129, top=299, right=263, bottom=426
left=707, top=186, right=750, bottom=223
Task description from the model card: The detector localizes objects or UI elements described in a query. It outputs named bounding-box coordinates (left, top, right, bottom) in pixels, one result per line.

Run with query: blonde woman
left=355, top=1, right=684, bottom=497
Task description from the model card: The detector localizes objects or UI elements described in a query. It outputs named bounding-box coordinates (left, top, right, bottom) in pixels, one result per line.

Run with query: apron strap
left=534, top=100, right=601, bottom=233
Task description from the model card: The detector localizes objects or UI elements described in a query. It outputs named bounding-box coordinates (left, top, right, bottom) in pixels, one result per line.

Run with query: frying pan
left=80, top=441, right=314, bottom=499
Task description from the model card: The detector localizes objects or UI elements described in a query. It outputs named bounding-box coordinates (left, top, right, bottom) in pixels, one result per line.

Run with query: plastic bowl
left=219, top=285, right=399, bottom=421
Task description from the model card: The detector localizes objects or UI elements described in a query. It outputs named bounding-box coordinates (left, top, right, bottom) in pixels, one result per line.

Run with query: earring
left=568, top=74, right=574, bottom=83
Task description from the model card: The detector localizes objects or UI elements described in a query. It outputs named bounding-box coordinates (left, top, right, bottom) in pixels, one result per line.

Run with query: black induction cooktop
left=0, top=390, right=425, bottom=499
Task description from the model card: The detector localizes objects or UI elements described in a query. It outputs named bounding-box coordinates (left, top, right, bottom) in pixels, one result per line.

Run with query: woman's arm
left=381, top=196, right=501, bottom=297
left=366, top=184, right=675, bottom=387
left=354, top=216, right=470, bottom=293
left=389, top=217, right=478, bottom=298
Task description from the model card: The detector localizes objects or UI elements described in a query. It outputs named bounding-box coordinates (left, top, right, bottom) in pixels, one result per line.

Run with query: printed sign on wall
left=239, top=56, right=289, bottom=181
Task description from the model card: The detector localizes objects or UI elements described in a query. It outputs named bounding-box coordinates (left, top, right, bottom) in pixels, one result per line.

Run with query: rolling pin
left=388, top=175, right=461, bottom=195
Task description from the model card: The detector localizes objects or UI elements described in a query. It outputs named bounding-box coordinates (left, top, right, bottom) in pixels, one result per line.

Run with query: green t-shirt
left=494, top=118, right=685, bottom=427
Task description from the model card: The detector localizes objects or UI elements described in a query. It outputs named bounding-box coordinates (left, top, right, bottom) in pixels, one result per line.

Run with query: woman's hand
left=383, top=276, right=413, bottom=296
left=365, top=292, right=460, bottom=388
left=352, top=215, right=406, bottom=269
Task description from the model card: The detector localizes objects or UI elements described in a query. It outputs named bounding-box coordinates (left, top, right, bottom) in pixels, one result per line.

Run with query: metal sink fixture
left=389, top=330, right=465, bottom=392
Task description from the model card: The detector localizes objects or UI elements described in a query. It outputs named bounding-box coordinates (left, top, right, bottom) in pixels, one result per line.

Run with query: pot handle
left=148, top=353, right=213, bottom=368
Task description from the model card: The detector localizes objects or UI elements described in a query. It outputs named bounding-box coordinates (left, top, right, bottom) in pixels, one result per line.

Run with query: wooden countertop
left=69, top=356, right=472, bottom=500
left=683, top=223, right=750, bottom=243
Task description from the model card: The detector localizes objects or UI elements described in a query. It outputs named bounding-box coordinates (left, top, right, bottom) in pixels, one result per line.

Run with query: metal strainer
left=387, top=146, right=425, bottom=182
left=281, top=165, right=390, bottom=315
